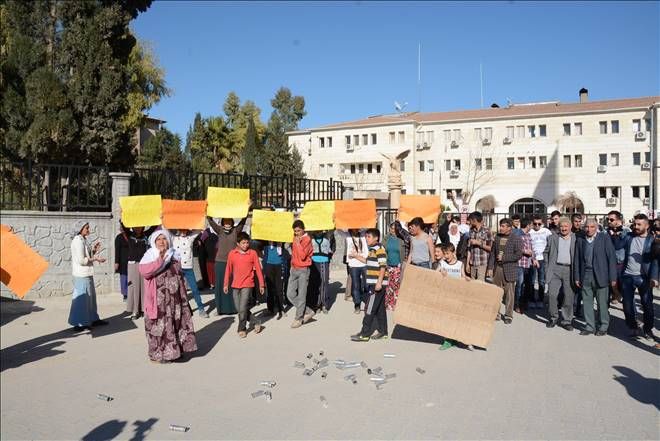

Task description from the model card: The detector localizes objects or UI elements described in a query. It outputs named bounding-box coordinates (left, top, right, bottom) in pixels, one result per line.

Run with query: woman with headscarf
left=68, top=221, right=108, bottom=332
left=139, top=229, right=197, bottom=363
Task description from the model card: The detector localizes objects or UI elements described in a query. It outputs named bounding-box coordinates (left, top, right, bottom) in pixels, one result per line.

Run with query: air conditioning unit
left=346, top=144, right=353, bottom=152
left=642, top=162, right=651, bottom=169
left=416, top=143, right=424, bottom=151
left=449, top=170, right=460, bottom=178
left=635, top=131, right=646, bottom=140
left=606, top=197, right=618, bottom=206
left=423, top=142, right=430, bottom=149
left=643, top=197, right=650, bottom=206
left=503, top=137, right=512, bottom=145
left=482, top=138, right=491, bottom=146
left=450, top=140, right=459, bottom=148
left=597, top=165, right=607, bottom=173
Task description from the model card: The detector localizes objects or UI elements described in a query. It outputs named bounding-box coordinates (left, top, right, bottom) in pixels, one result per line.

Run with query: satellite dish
left=394, top=101, right=408, bottom=113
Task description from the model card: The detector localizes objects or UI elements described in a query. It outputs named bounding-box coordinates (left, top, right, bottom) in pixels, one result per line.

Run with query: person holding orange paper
left=68, top=221, right=108, bottom=332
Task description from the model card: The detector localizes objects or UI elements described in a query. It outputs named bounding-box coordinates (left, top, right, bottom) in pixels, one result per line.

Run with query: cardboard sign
left=299, top=201, right=335, bottom=231
left=399, top=195, right=441, bottom=224
left=120, top=195, right=162, bottom=228
left=250, top=210, right=294, bottom=243
left=334, top=200, right=377, bottom=230
left=207, top=187, right=250, bottom=219
left=394, top=264, right=503, bottom=348
left=162, top=199, right=207, bottom=230
left=0, top=228, right=49, bottom=298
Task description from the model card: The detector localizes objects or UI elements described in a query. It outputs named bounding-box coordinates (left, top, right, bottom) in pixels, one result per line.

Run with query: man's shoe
left=92, top=319, right=109, bottom=326
left=238, top=331, right=247, bottom=338
left=546, top=320, right=557, bottom=328
left=503, top=317, right=512, bottom=324
left=254, top=323, right=263, bottom=334
left=302, top=311, right=315, bottom=323
left=291, top=320, right=302, bottom=329
left=322, top=306, right=329, bottom=314
left=354, top=306, right=361, bottom=314
left=595, top=330, right=607, bottom=336
left=276, top=312, right=283, bottom=320
left=130, top=314, right=139, bottom=320
left=350, top=333, right=370, bottom=342
left=438, top=340, right=454, bottom=350
left=371, top=331, right=388, bottom=340
left=514, top=306, right=522, bottom=314
left=198, top=309, right=209, bottom=318
left=72, top=325, right=86, bottom=332
left=642, top=331, right=654, bottom=341
left=562, top=323, right=574, bottom=332
left=579, top=330, right=593, bottom=336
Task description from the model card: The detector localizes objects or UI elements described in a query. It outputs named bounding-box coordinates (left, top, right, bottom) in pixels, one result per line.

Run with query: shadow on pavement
left=1, top=312, right=137, bottom=372
left=391, top=324, right=445, bottom=345
left=607, top=315, right=660, bottom=355
left=612, top=366, right=660, bottom=411
left=0, top=297, right=45, bottom=327
left=190, top=316, right=234, bottom=358
left=82, top=419, right=127, bottom=441
left=129, top=417, right=159, bottom=441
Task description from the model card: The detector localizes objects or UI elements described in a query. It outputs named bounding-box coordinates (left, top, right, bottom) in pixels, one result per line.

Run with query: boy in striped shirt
left=350, top=228, right=389, bottom=342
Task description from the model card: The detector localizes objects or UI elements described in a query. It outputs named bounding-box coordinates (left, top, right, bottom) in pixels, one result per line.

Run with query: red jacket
left=224, top=248, right=265, bottom=289
left=291, top=234, right=313, bottom=269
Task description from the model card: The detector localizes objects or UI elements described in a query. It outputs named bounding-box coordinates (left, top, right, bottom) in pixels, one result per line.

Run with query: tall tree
left=242, top=116, right=260, bottom=175
left=138, top=127, right=189, bottom=170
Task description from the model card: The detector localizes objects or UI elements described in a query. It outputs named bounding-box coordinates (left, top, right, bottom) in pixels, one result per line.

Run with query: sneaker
left=322, top=306, right=328, bottom=314
left=595, top=330, right=607, bottom=336
left=198, top=309, right=209, bottom=318
left=438, top=340, right=454, bottom=350
left=291, top=320, right=302, bottom=329
left=238, top=331, right=247, bottom=338
left=642, top=331, right=654, bottom=341
left=466, top=344, right=474, bottom=351
left=354, top=306, right=361, bottom=314
left=254, top=323, right=263, bottom=334
left=350, top=333, right=370, bottom=342
left=503, top=317, right=512, bottom=325
left=303, top=311, right=315, bottom=324
left=130, top=314, right=139, bottom=320
left=122, top=296, right=127, bottom=303
left=371, top=331, right=388, bottom=340
left=276, top=312, right=283, bottom=320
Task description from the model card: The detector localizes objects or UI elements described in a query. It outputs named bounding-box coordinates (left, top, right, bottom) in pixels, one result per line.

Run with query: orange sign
left=162, top=199, right=207, bottom=230
left=334, top=200, right=377, bottom=230
left=399, top=195, right=441, bottom=224
left=0, top=228, right=49, bottom=298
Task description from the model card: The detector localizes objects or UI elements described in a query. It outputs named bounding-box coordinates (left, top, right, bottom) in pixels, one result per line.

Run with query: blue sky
left=132, top=1, right=659, bottom=138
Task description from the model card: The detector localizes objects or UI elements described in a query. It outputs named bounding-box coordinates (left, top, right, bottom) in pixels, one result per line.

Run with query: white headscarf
left=139, top=228, right=180, bottom=267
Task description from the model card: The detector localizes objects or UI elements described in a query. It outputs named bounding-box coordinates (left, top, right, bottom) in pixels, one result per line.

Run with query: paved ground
left=1, top=273, right=659, bottom=440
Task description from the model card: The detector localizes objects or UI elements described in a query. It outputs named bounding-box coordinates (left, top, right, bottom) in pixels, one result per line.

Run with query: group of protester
left=66, top=207, right=658, bottom=363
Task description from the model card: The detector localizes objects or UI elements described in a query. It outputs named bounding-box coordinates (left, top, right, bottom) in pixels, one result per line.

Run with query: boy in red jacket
left=287, top=220, right=315, bottom=328
left=224, top=232, right=265, bottom=338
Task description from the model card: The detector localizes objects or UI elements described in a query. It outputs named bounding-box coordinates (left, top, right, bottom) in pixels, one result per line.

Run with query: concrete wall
left=0, top=211, right=115, bottom=299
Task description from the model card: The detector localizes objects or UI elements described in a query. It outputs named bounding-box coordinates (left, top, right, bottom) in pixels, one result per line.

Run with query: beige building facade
left=288, top=91, right=659, bottom=217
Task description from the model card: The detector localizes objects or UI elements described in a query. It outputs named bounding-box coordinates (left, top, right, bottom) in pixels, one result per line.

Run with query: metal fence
left=130, top=168, right=344, bottom=210
left=0, top=161, right=111, bottom=211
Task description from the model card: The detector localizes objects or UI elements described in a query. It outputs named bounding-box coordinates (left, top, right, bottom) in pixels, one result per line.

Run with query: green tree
left=138, top=127, right=189, bottom=170
left=242, top=116, right=260, bottom=175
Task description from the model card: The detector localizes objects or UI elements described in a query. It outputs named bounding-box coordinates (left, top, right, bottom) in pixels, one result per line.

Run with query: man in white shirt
left=528, top=214, right=553, bottom=308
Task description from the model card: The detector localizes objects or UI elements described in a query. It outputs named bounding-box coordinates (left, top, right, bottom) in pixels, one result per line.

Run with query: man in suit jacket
left=544, top=218, right=577, bottom=330
left=487, top=218, right=523, bottom=324
left=574, top=219, right=617, bottom=336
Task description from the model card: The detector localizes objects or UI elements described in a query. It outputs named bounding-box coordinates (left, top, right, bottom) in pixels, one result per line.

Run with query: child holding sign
left=224, top=232, right=265, bottom=338
left=287, top=220, right=315, bottom=328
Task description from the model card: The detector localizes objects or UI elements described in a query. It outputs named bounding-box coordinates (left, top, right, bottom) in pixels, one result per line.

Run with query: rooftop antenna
left=394, top=101, right=408, bottom=113
left=480, top=62, right=484, bottom=108
left=417, top=42, right=421, bottom=112
left=506, top=97, right=512, bottom=108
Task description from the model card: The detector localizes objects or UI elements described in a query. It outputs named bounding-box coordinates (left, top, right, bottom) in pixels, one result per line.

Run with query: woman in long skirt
left=384, top=223, right=404, bottom=311
left=68, top=221, right=108, bottom=331
left=139, top=229, right=197, bottom=363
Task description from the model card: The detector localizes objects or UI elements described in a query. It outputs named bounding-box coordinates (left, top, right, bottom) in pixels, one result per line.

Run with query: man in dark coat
left=487, top=218, right=523, bottom=324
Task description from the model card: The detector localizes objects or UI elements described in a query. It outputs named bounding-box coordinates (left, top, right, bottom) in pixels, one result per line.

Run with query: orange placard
left=399, top=195, right=441, bottom=224
left=162, top=199, right=208, bottom=230
left=334, top=200, right=377, bottom=229
left=0, top=229, right=49, bottom=298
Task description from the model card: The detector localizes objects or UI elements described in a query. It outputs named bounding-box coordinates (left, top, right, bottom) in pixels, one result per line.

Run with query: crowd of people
left=66, top=208, right=659, bottom=363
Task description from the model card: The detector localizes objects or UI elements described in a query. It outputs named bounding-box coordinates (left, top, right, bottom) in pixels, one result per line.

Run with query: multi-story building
left=288, top=90, right=659, bottom=217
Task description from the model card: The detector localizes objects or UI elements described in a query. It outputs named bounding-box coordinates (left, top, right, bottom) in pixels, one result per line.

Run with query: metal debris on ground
left=360, top=361, right=368, bottom=368
left=303, top=369, right=314, bottom=376
left=319, top=351, right=324, bottom=356
left=369, top=376, right=386, bottom=382
left=265, top=391, right=272, bottom=402
left=260, top=381, right=276, bottom=388
left=306, top=353, right=313, bottom=359
left=96, top=394, right=113, bottom=402
left=320, top=395, right=328, bottom=408
left=385, top=373, right=397, bottom=380
left=416, top=367, right=426, bottom=375
left=383, top=353, right=396, bottom=358
left=321, top=371, right=327, bottom=379
left=293, top=361, right=305, bottom=368
left=251, top=390, right=265, bottom=398
left=169, top=425, right=189, bottom=432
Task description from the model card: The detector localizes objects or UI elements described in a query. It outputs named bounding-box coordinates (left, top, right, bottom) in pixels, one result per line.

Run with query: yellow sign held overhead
left=299, top=201, right=335, bottom=231
left=119, top=195, right=162, bottom=228
left=251, top=210, right=294, bottom=243
left=207, top=187, right=250, bottom=219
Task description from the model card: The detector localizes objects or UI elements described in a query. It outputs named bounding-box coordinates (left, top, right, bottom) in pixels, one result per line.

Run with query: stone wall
left=1, top=211, right=115, bottom=299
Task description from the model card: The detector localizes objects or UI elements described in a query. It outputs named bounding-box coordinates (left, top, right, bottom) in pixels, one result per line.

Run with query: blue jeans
left=119, top=274, right=128, bottom=298
left=529, top=260, right=546, bottom=301
left=182, top=268, right=204, bottom=310
left=349, top=266, right=366, bottom=306
left=621, top=274, right=654, bottom=333
left=411, top=261, right=431, bottom=269
left=515, top=266, right=532, bottom=305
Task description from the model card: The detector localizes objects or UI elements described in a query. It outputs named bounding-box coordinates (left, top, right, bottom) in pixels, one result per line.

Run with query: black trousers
left=360, top=285, right=388, bottom=337
left=265, top=263, right=285, bottom=313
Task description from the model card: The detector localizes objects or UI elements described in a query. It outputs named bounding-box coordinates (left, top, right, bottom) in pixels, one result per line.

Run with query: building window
left=427, top=131, right=434, bottom=144
left=599, top=121, right=607, bottom=134
left=444, top=130, right=451, bottom=143
left=485, top=158, right=493, bottom=170
left=611, top=121, right=619, bottom=134
left=645, top=151, right=651, bottom=163
left=506, top=126, right=514, bottom=139
left=452, top=129, right=461, bottom=141
left=563, top=155, right=572, bottom=168
left=376, top=164, right=381, bottom=173
left=599, top=154, right=607, bottom=166
left=632, top=119, right=641, bottom=132
left=574, top=122, right=582, bottom=135
left=528, top=125, right=536, bottom=138
left=427, top=160, right=435, bottom=172
left=454, top=159, right=461, bottom=170
left=327, top=137, right=332, bottom=147
left=350, top=164, right=356, bottom=174
left=445, top=160, right=451, bottom=171
left=563, top=123, right=571, bottom=136
left=327, top=164, right=334, bottom=174
left=539, top=125, right=547, bottom=137
left=475, top=158, right=482, bottom=170
left=528, top=157, right=536, bottom=169
left=484, top=127, right=492, bottom=140
left=319, top=164, right=325, bottom=175
left=645, top=186, right=650, bottom=197
left=428, top=189, right=436, bottom=195
left=371, top=133, right=377, bottom=144
left=611, top=187, right=619, bottom=198
left=398, top=131, right=405, bottom=143
left=389, top=132, right=395, bottom=144
left=517, top=125, right=525, bottom=138
left=539, top=156, right=547, bottom=168
left=507, top=157, right=514, bottom=170
left=574, top=155, right=583, bottom=168
left=367, top=163, right=373, bottom=173
left=400, top=160, right=405, bottom=172
left=633, top=152, right=641, bottom=165
left=518, top=157, right=526, bottom=169
left=645, top=118, right=652, bottom=132
left=632, top=186, right=640, bottom=198
left=345, top=135, right=351, bottom=146
left=353, top=135, right=359, bottom=146
left=320, top=137, right=325, bottom=148
left=474, top=128, right=482, bottom=140
left=610, top=153, right=619, bottom=166
left=598, top=187, right=606, bottom=199
left=419, top=161, right=425, bottom=172
left=358, top=164, right=364, bottom=174
left=362, top=134, right=368, bottom=145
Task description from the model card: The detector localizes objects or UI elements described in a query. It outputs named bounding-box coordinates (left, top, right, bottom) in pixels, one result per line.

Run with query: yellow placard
left=119, top=195, right=162, bottom=228
left=299, top=201, right=335, bottom=231
left=207, top=187, right=250, bottom=219
left=250, top=210, right=294, bottom=243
